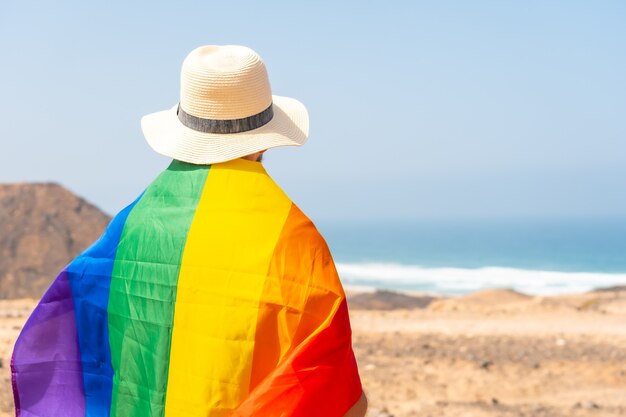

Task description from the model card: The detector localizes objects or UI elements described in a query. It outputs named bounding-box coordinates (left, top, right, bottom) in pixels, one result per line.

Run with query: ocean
left=317, top=218, right=626, bottom=296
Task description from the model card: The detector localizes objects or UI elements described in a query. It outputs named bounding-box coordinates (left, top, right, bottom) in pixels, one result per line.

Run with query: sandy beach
left=1, top=287, right=625, bottom=417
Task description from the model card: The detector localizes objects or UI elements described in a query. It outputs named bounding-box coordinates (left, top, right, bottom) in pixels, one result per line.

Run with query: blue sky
left=1, top=1, right=625, bottom=221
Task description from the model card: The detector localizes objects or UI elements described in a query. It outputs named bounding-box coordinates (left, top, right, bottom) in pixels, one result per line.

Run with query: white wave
left=335, top=262, right=626, bottom=295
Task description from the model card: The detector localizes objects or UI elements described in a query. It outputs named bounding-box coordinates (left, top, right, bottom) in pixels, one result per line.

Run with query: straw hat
left=141, top=45, right=309, bottom=164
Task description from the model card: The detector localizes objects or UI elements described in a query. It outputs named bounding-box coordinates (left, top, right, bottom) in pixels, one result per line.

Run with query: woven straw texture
left=142, top=45, right=309, bottom=164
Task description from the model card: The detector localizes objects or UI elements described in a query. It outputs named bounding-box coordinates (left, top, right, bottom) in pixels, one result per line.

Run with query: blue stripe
left=67, top=193, right=143, bottom=416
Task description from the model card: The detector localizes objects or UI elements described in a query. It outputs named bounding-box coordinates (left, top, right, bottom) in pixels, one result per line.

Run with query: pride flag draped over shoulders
left=11, top=158, right=362, bottom=417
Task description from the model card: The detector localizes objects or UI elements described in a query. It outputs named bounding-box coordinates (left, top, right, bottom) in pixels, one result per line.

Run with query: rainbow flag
left=11, top=158, right=362, bottom=417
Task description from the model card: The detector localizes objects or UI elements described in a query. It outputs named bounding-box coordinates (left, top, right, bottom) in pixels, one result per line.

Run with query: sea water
left=317, top=218, right=626, bottom=296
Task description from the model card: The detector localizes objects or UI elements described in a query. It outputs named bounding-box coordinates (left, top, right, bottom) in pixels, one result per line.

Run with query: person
left=11, top=45, right=366, bottom=417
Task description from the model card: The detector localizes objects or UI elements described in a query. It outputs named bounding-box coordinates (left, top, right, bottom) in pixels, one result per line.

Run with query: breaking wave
left=335, top=262, right=626, bottom=295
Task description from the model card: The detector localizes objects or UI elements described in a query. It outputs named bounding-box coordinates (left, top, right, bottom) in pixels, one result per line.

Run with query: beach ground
left=1, top=288, right=625, bottom=417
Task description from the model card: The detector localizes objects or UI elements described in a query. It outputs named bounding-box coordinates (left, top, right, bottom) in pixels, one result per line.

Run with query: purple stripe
left=11, top=270, right=86, bottom=416
left=10, top=355, right=20, bottom=415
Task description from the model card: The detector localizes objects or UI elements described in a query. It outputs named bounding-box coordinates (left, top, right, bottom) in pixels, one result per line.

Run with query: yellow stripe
left=164, top=159, right=292, bottom=417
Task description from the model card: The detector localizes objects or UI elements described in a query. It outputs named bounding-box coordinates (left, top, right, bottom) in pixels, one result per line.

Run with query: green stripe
left=108, top=160, right=210, bottom=417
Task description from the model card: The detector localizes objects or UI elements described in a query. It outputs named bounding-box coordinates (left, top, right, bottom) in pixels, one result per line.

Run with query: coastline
left=337, top=262, right=626, bottom=297
left=1, top=286, right=625, bottom=416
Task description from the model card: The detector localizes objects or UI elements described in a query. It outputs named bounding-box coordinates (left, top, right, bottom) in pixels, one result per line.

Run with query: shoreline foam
left=338, top=262, right=626, bottom=296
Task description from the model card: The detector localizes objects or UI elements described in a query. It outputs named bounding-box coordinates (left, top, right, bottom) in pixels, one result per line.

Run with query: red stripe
left=232, top=299, right=362, bottom=416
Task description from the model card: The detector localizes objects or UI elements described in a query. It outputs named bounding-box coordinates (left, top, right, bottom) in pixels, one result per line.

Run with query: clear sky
left=1, top=1, right=624, bottom=221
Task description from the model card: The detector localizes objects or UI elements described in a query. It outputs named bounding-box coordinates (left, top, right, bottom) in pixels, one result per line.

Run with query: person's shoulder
left=275, top=203, right=344, bottom=294
left=279, top=204, right=328, bottom=250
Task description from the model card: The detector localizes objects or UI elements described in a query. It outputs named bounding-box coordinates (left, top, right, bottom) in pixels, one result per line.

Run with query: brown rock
left=0, top=183, right=110, bottom=299
left=347, top=290, right=436, bottom=310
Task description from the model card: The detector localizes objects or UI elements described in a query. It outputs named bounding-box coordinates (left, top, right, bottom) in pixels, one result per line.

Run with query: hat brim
left=141, top=95, right=309, bottom=165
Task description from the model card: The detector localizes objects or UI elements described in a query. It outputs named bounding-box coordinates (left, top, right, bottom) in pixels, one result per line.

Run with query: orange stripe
left=235, top=299, right=361, bottom=416
left=241, top=205, right=361, bottom=415
left=249, top=204, right=344, bottom=389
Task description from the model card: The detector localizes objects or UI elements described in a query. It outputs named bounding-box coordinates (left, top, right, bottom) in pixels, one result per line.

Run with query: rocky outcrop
left=0, top=183, right=110, bottom=299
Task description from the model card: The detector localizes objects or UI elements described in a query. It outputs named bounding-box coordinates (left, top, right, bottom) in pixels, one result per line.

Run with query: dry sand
left=1, top=288, right=625, bottom=417
left=351, top=288, right=626, bottom=417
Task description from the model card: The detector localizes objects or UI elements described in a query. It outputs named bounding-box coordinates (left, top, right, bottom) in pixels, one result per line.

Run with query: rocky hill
left=0, top=183, right=111, bottom=299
